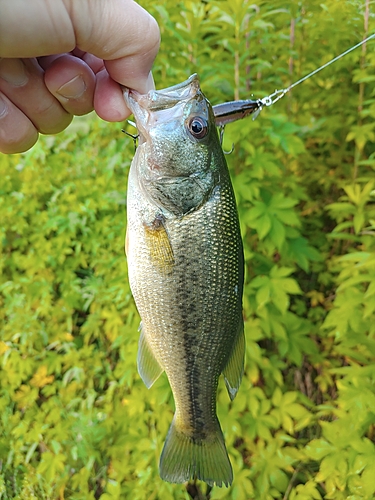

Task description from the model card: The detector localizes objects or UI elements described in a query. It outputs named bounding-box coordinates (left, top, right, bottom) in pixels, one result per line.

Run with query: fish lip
left=123, top=74, right=201, bottom=143
left=123, top=73, right=200, bottom=111
left=123, top=87, right=149, bottom=144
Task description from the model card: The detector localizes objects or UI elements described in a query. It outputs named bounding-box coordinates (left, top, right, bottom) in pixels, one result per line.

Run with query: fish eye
left=187, top=116, right=208, bottom=139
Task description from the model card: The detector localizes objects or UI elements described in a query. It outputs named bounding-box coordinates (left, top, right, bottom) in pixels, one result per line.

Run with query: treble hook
left=219, top=125, right=235, bottom=155
left=219, top=125, right=225, bottom=145
left=224, top=144, right=235, bottom=155
left=122, top=120, right=139, bottom=152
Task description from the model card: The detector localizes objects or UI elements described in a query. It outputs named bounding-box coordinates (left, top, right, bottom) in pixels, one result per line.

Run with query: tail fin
left=159, top=416, right=233, bottom=487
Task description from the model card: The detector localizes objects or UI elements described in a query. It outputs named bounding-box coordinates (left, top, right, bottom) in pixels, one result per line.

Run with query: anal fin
left=222, top=324, right=245, bottom=401
left=137, top=324, right=163, bottom=388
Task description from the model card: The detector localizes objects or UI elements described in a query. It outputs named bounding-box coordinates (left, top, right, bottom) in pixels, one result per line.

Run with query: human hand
left=0, top=0, right=160, bottom=154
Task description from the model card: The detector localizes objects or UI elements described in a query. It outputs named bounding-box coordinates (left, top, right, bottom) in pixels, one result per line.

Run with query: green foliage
left=1, top=0, right=375, bottom=498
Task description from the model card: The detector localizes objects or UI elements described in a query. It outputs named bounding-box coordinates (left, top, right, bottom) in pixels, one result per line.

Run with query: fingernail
left=0, top=58, right=28, bottom=86
left=0, top=94, right=7, bottom=118
left=145, top=72, right=155, bottom=93
left=56, top=75, right=86, bottom=99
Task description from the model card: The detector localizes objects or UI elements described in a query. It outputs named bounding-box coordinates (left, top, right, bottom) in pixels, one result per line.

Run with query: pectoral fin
left=137, top=324, right=163, bottom=389
left=144, top=214, right=174, bottom=274
left=222, top=324, right=245, bottom=401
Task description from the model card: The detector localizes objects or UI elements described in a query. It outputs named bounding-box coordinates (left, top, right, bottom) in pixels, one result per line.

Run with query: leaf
left=305, top=439, right=334, bottom=461
left=278, top=278, right=303, bottom=295
left=257, top=214, right=272, bottom=239
left=269, top=216, right=286, bottom=248
left=270, top=266, right=294, bottom=279
left=30, top=365, right=55, bottom=388
left=353, top=211, right=365, bottom=234
left=256, top=284, right=271, bottom=308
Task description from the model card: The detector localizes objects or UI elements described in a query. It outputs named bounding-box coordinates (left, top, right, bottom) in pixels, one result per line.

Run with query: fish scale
left=124, top=74, right=245, bottom=487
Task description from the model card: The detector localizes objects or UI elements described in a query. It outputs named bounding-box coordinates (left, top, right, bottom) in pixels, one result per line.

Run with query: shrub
left=1, top=0, right=375, bottom=498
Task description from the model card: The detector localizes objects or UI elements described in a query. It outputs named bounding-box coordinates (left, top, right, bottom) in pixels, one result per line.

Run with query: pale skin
left=0, top=0, right=160, bottom=154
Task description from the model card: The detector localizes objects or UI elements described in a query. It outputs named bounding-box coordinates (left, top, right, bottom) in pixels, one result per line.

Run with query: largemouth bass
left=123, top=74, right=245, bottom=487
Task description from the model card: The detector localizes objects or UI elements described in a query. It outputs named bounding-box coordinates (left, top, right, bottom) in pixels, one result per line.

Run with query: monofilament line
left=259, top=33, right=375, bottom=109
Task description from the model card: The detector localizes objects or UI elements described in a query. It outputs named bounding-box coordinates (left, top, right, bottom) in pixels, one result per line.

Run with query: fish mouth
left=124, top=73, right=200, bottom=111
left=123, top=74, right=201, bottom=143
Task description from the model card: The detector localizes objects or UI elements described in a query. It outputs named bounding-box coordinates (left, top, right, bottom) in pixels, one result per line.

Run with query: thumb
left=0, top=0, right=160, bottom=93
left=68, top=0, right=160, bottom=92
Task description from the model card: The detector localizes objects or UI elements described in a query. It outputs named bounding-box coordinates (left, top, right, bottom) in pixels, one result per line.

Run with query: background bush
left=1, top=0, right=375, bottom=498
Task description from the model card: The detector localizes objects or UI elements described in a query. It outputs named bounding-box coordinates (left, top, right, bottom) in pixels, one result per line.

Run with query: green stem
left=354, top=0, right=370, bottom=180
left=288, top=17, right=295, bottom=116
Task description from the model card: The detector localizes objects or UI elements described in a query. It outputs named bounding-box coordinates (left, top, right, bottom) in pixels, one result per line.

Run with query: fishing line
left=254, top=32, right=375, bottom=118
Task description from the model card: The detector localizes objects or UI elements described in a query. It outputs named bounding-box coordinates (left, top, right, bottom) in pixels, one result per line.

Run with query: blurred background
left=1, top=0, right=375, bottom=498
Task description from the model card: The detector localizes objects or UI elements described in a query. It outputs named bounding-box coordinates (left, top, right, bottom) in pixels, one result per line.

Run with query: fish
left=123, top=74, right=245, bottom=487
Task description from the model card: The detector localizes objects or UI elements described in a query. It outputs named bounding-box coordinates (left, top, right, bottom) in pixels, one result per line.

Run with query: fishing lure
left=212, top=33, right=375, bottom=127
left=124, top=34, right=375, bottom=150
